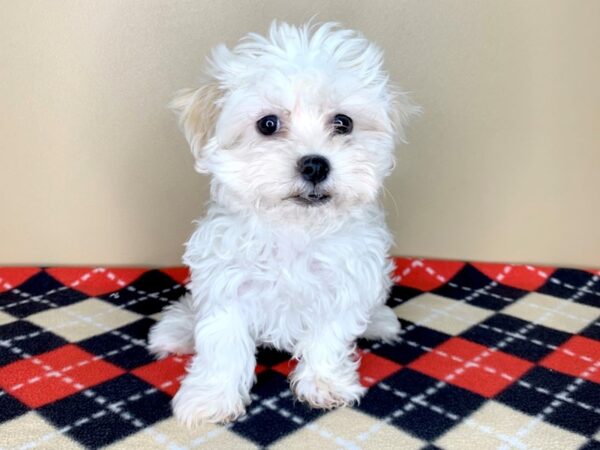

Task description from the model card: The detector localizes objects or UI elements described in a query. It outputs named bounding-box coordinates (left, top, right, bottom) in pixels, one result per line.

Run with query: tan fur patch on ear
left=170, top=83, right=222, bottom=173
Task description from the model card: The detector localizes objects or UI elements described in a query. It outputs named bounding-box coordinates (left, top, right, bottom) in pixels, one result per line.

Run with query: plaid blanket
left=0, top=259, right=598, bottom=449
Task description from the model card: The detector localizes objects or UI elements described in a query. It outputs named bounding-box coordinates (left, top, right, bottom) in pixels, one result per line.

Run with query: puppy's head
left=172, top=21, right=419, bottom=222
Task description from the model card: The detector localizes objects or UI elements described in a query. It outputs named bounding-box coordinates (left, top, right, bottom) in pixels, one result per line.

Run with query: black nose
left=298, top=155, right=330, bottom=184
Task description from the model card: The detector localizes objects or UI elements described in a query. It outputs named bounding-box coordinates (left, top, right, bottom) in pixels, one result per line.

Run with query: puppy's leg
left=172, top=304, right=256, bottom=426
left=148, top=293, right=196, bottom=358
left=361, top=304, right=401, bottom=343
left=291, top=319, right=366, bottom=409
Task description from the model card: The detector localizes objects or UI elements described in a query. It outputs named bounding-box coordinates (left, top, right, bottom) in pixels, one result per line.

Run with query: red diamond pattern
left=471, top=263, right=555, bottom=290
left=46, top=268, right=145, bottom=296
left=160, top=267, right=190, bottom=285
left=393, top=258, right=465, bottom=291
left=540, top=335, right=600, bottom=383
left=0, top=344, right=124, bottom=408
left=131, top=355, right=192, bottom=397
left=272, top=358, right=297, bottom=377
left=359, top=351, right=402, bottom=387
left=0, top=267, right=41, bottom=293
left=409, top=337, right=534, bottom=397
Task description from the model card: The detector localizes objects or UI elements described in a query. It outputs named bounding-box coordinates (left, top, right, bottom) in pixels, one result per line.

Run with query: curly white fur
left=148, top=20, right=419, bottom=426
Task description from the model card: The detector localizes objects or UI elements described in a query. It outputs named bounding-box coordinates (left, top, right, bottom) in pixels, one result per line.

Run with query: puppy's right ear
left=169, top=83, right=221, bottom=173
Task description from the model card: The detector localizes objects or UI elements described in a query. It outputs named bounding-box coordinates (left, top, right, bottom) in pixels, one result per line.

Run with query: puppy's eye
left=256, top=115, right=280, bottom=136
left=332, top=114, right=353, bottom=135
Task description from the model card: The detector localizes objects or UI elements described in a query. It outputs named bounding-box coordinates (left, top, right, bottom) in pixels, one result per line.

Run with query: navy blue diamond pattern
left=0, top=392, right=27, bottom=424
left=231, top=371, right=325, bottom=447
left=538, top=269, right=600, bottom=308
left=0, top=321, right=68, bottom=366
left=37, top=374, right=171, bottom=448
left=460, top=314, right=572, bottom=362
left=358, top=368, right=485, bottom=441
left=0, top=272, right=86, bottom=318
left=497, top=366, right=600, bottom=437
left=77, top=319, right=157, bottom=370
left=99, top=270, right=187, bottom=316
left=362, top=319, right=452, bottom=366
left=433, top=264, right=528, bottom=311
left=389, top=284, right=425, bottom=304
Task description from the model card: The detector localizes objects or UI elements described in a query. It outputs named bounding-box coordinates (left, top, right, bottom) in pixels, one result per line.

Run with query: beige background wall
left=1, top=0, right=599, bottom=267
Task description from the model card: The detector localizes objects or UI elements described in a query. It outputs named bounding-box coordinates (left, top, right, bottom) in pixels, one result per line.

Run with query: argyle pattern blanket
left=0, top=259, right=599, bottom=449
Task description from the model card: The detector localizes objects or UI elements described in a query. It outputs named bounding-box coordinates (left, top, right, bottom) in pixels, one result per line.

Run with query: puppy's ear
left=389, top=88, right=422, bottom=145
left=169, top=83, right=222, bottom=173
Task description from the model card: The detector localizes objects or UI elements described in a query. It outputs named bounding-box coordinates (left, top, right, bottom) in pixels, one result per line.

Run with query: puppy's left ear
left=389, top=89, right=422, bottom=145
left=169, top=83, right=222, bottom=173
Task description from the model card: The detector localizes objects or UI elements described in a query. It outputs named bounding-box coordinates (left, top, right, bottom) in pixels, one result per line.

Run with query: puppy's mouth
left=285, top=190, right=331, bottom=206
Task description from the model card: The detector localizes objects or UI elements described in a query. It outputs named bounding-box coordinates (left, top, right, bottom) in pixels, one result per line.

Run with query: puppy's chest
left=254, top=241, right=337, bottom=298
left=187, top=211, right=389, bottom=329
left=240, top=222, right=387, bottom=308
left=236, top=244, right=318, bottom=343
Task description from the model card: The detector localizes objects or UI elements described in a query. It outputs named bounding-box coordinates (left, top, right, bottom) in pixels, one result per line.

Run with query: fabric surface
left=0, top=259, right=599, bottom=449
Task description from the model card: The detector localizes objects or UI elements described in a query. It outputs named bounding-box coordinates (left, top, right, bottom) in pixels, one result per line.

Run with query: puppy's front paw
left=172, top=382, right=247, bottom=427
left=292, top=375, right=366, bottom=409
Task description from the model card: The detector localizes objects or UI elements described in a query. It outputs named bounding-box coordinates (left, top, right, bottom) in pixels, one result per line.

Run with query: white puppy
left=149, top=21, right=419, bottom=427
